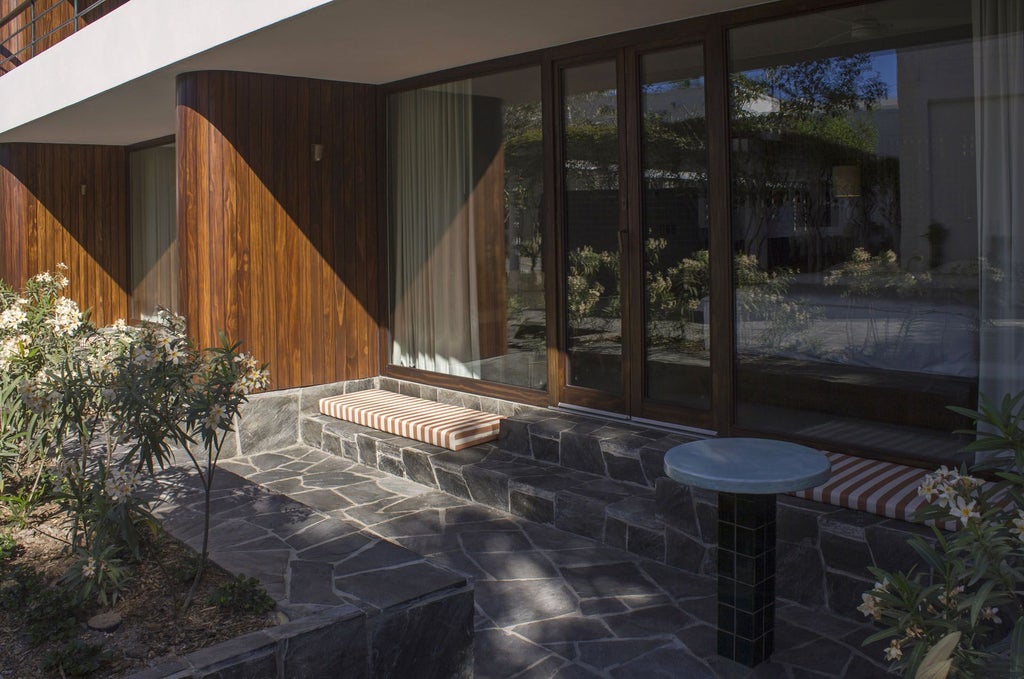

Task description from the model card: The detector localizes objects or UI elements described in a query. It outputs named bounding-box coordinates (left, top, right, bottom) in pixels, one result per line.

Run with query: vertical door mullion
left=621, top=47, right=644, bottom=417
left=543, top=55, right=563, bottom=406
left=705, top=25, right=735, bottom=435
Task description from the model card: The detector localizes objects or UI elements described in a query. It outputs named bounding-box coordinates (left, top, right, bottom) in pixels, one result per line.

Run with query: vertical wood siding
left=0, top=142, right=130, bottom=325
left=176, top=70, right=381, bottom=390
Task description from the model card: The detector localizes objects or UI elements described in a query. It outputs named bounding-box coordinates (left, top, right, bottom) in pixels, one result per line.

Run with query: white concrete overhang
left=0, top=0, right=770, bottom=145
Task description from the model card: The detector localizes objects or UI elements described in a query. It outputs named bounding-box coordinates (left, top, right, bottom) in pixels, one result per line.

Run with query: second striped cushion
left=791, top=451, right=960, bottom=529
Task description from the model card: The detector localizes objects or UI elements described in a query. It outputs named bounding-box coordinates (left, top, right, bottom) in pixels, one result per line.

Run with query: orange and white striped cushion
left=792, top=451, right=935, bottom=523
left=319, top=389, right=503, bottom=451
left=793, top=452, right=1003, bottom=531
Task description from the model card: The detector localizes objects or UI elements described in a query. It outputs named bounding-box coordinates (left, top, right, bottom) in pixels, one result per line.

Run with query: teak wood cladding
left=0, top=142, right=130, bottom=325
left=176, top=71, right=380, bottom=391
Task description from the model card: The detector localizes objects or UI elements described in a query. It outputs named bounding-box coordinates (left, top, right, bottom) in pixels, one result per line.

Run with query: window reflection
left=729, top=0, right=983, bottom=459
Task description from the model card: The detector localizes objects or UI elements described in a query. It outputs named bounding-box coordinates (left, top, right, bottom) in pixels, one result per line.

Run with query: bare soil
left=0, top=505, right=274, bottom=679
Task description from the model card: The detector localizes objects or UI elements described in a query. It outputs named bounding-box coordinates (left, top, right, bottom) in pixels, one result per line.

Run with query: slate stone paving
left=218, top=445, right=895, bottom=678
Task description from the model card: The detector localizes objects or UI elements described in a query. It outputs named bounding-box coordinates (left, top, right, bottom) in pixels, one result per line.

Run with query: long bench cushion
left=320, top=389, right=504, bottom=451
left=791, top=451, right=958, bottom=529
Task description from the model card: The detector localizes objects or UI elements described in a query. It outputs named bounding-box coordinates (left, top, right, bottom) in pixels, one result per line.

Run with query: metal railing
left=0, top=0, right=128, bottom=75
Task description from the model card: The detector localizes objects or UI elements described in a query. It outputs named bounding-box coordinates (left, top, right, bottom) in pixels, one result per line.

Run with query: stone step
left=377, top=376, right=700, bottom=489
left=301, top=405, right=938, bottom=622
left=248, top=376, right=939, bottom=621
left=300, top=412, right=694, bottom=568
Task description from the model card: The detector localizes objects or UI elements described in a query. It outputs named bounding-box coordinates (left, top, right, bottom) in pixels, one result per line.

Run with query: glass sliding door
left=559, top=48, right=711, bottom=418
left=726, top=0, right=1004, bottom=461
left=639, top=45, right=711, bottom=411
left=562, top=60, right=624, bottom=396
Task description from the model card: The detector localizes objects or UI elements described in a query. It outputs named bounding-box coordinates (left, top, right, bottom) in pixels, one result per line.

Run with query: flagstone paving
left=218, top=445, right=894, bottom=678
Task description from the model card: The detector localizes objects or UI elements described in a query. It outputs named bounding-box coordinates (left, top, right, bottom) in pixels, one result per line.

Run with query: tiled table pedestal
left=664, top=438, right=831, bottom=667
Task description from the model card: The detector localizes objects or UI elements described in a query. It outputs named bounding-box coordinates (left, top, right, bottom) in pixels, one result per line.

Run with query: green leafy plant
left=859, top=392, right=1024, bottom=676
left=59, top=544, right=130, bottom=607
left=0, top=267, right=269, bottom=610
left=0, top=532, right=18, bottom=560
left=41, top=639, right=111, bottom=678
left=207, top=575, right=275, bottom=615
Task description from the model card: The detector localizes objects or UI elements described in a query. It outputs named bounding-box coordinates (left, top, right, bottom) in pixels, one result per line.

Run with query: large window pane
left=728, top=0, right=995, bottom=461
left=640, top=46, right=710, bottom=409
left=129, top=144, right=177, bottom=319
left=388, top=67, right=546, bottom=390
left=563, top=60, right=621, bottom=393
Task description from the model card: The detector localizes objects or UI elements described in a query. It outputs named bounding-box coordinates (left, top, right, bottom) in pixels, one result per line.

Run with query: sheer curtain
left=129, top=145, right=177, bottom=319
left=390, top=82, right=481, bottom=377
left=975, top=1, right=1024, bottom=404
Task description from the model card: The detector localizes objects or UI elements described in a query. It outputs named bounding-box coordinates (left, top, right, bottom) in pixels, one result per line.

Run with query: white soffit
left=0, top=0, right=769, bottom=145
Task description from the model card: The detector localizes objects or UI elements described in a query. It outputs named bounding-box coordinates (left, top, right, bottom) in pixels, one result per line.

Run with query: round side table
left=664, top=438, right=831, bottom=667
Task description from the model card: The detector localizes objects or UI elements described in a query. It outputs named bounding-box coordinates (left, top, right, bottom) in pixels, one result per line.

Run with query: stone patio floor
left=218, top=445, right=894, bottom=678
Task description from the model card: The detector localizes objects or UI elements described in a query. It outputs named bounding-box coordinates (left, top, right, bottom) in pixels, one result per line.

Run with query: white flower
left=939, top=585, right=964, bottom=607
left=982, top=607, right=1001, bottom=625
left=46, top=296, right=81, bottom=336
left=951, top=496, right=979, bottom=526
left=935, top=482, right=958, bottom=508
left=960, top=475, right=984, bottom=490
left=82, top=558, right=97, bottom=579
left=205, top=404, right=227, bottom=430
left=165, top=345, right=183, bottom=365
left=104, top=468, right=139, bottom=502
left=917, top=476, right=937, bottom=502
left=0, top=306, right=27, bottom=329
left=54, top=263, right=69, bottom=288
left=1012, top=511, right=1024, bottom=543
left=884, top=640, right=903, bottom=661
left=858, top=592, right=882, bottom=620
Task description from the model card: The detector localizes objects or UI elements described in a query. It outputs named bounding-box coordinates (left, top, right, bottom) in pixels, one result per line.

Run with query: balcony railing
left=0, top=0, right=130, bottom=75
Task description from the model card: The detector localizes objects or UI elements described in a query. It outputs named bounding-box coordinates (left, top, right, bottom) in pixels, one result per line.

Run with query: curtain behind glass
left=129, top=145, right=177, bottom=319
left=390, top=82, right=481, bottom=377
left=975, top=1, right=1024, bottom=406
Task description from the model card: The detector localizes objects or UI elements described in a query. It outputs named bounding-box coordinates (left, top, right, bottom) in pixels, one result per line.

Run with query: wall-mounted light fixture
left=832, top=165, right=861, bottom=198
left=80, top=184, right=87, bottom=196
left=311, top=144, right=324, bottom=162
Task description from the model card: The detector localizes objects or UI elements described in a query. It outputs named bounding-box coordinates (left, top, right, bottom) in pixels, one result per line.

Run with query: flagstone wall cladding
left=237, top=377, right=940, bottom=621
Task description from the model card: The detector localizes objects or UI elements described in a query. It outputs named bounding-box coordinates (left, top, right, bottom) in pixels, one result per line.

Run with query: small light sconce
left=311, top=144, right=324, bottom=163
left=832, top=165, right=861, bottom=198
left=80, top=184, right=87, bottom=196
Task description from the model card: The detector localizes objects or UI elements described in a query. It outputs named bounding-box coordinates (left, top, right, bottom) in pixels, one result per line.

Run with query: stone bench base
left=231, top=376, right=942, bottom=621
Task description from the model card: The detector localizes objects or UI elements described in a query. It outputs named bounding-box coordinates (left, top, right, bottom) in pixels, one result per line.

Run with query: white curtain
left=974, top=1, right=1024, bottom=403
left=390, top=82, right=481, bottom=377
left=130, top=145, right=178, bottom=319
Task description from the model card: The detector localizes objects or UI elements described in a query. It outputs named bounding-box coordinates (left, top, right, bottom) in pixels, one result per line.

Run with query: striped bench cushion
left=791, top=451, right=957, bottom=528
left=319, top=389, right=504, bottom=451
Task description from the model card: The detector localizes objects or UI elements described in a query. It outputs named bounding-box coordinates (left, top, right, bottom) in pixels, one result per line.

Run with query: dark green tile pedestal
left=715, top=492, right=776, bottom=666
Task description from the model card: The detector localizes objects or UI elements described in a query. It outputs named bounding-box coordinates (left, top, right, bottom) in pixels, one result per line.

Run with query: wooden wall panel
left=0, top=142, right=130, bottom=325
left=177, top=70, right=381, bottom=390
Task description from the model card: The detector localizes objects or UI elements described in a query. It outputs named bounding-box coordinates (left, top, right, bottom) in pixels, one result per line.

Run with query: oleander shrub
left=859, top=393, right=1024, bottom=678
